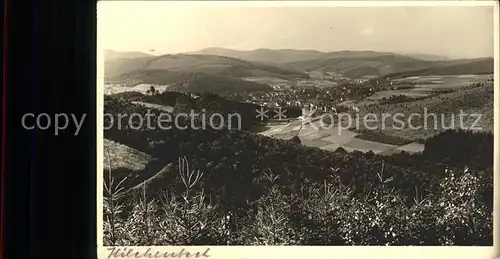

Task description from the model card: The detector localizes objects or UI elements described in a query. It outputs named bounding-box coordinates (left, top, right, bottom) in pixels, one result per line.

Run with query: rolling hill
left=186, top=47, right=328, bottom=64
left=281, top=54, right=435, bottom=77
left=167, top=73, right=272, bottom=93
left=402, top=53, right=450, bottom=61
left=357, top=84, right=494, bottom=140
left=104, top=53, right=309, bottom=80
left=186, top=48, right=427, bottom=64
left=284, top=55, right=493, bottom=79
left=105, top=69, right=272, bottom=93
left=104, top=48, right=493, bottom=90
left=104, top=49, right=155, bottom=60
left=105, top=69, right=194, bottom=86
left=186, top=48, right=491, bottom=79
left=379, top=58, right=494, bottom=80
left=188, top=48, right=453, bottom=63
left=104, top=56, right=156, bottom=78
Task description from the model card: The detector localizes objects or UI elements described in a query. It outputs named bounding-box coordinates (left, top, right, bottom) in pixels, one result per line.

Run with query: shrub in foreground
left=104, top=159, right=492, bottom=246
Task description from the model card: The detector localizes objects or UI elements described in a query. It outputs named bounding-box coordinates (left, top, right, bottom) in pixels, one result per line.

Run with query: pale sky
left=98, top=2, right=495, bottom=59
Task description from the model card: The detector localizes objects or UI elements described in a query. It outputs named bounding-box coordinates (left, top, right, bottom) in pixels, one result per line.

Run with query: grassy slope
left=104, top=138, right=174, bottom=191
left=106, top=70, right=273, bottom=93
left=104, top=53, right=309, bottom=81
left=377, top=58, right=493, bottom=80
left=104, top=138, right=153, bottom=172
left=357, top=84, right=494, bottom=140
left=390, top=58, right=493, bottom=78
left=167, top=73, right=272, bottom=93
left=105, top=69, right=190, bottom=85
left=402, top=53, right=450, bottom=61
left=104, top=49, right=154, bottom=60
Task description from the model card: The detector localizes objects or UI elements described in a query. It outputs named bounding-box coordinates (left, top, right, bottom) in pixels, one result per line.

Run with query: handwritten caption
left=107, top=247, right=210, bottom=259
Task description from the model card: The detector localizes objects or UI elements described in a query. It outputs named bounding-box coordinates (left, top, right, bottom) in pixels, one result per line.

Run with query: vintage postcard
left=97, top=1, right=498, bottom=259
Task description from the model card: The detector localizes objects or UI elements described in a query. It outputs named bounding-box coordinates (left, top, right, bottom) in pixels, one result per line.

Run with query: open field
left=242, top=76, right=290, bottom=85
left=260, top=119, right=424, bottom=155
left=369, top=74, right=493, bottom=100
left=131, top=101, right=174, bottom=112
left=358, top=84, right=494, bottom=140
left=393, top=74, right=492, bottom=85
left=379, top=142, right=425, bottom=155
left=243, top=75, right=340, bottom=89
left=342, top=138, right=398, bottom=153
left=367, top=90, right=429, bottom=100
left=104, top=83, right=170, bottom=95
left=395, top=74, right=493, bottom=90
left=395, top=142, right=426, bottom=153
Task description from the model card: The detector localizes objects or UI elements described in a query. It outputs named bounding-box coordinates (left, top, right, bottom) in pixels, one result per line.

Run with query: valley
left=102, top=47, right=494, bottom=246
left=103, top=48, right=493, bottom=154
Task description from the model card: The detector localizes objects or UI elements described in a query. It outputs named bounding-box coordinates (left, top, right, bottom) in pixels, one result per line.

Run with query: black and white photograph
left=98, top=1, right=497, bottom=251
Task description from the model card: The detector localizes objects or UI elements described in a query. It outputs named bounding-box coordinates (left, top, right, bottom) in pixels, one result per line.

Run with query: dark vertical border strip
left=3, top=0, right=97, bottom=257
left=1, top=0, right=7, bottom=257
left=5, top=0, right=30, bottom=255
left=30, top=0, right=37, bottom=257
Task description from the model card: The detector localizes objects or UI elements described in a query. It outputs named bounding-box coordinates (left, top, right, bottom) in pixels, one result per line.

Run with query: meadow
left=367, top=90, right=428, bottom=100
left=261, top=115, right=424, bottom=154
left=368, top=74, right=493, bottom=100
left=358, top=84, right=493, bottom=140
left=104, top=84, right=170, bottom=95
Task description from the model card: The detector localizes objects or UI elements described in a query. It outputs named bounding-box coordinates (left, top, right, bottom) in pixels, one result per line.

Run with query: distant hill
left=104, top=49, right=154, bottom=60
left=187, top=48, right=411, bottom=64
left=167, top=73, right=273, bottom=93
left=186, top=47, right=328, bottom=64
left=283, top=55, right=493, bottom=79
left=380, top=58, right=494, bottom=79
left=399, top=53, right=450, bottom=61
left=104, top=48, right=493, bottom=87
left=188, top=48, right=452, bottom=64
left=105, top=69, right=272, bottom=94
left=429, top=58, right=494, bottom=75
left=322, top=50, right=398, bottom=59
left=282, top=54, right=436, bottom=78
left=105, top=56, right=156, bottom=77
left=105, top=69, right=193, bottom=86
left=186, top=48, right=492, bottom=79
left=104, top=53, right=308, bottom=81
